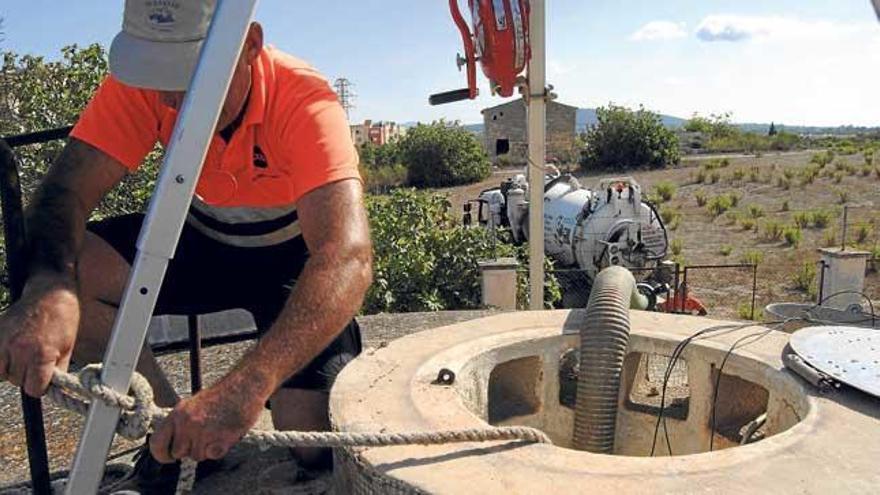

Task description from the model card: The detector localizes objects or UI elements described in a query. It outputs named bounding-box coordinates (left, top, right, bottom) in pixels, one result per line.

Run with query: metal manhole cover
left=790, top=326, right=880, bottom=398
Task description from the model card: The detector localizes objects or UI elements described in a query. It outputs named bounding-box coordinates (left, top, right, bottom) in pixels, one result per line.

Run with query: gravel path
left=0, top=310, right=502, bottom=489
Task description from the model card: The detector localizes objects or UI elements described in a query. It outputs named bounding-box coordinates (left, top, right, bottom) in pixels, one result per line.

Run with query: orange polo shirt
left=71, top=46, right=360, bottom=207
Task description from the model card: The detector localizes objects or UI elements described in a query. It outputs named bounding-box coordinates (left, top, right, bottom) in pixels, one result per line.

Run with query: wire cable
left=708, top=328, right=774, bottom=452
left=648, top=319, right=792, bottom=456
left=648, top=321, right=765, bottom=456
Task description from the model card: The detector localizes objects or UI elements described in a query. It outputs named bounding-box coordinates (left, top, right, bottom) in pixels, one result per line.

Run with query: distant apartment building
left=350, top=120, right=407, bottom=147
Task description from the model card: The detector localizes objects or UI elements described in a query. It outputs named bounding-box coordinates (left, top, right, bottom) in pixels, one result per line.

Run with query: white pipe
left=527, top=0, right=546, bottom=310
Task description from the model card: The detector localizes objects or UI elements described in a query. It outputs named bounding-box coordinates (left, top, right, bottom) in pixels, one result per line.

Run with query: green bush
left=854, top=221, right=874, bottom=244
left=364, top=189, right=561, bottom=314
left=781, top=200, right=790, bottom=212
left=695, top=189, right=708, bottom=207
left=660, top=204, right=681, bottom=227
left=810, top=209, right=834, bottom=228
left=579, top=104, right=680, bottom=170
left=822, top=228, right=838, bottom=247
left=654, top=181, right=677, bottom=202
left=728, top=192, right=741, bottom=207
left=719, top=245, right=733, bottom=256
left=670, top=238, right=684, bottom=256
left=737, top=301, right=761, bottom=321
left=706, top=195, right=733, bottom=217
left=739, top=217, right=757, bottom=231
left=402, top=121, right=491, bottom=188
left=0, top=44, right=161, bottom=306
left=810, top=150, right=835, bottom=167
left=792, top=261, right=817, bottom=297
left=783, top=226, right=803, bottom=247
left=740, top=250, right=764, bottom=265
left=793, top=211, right=811, bottom=229
left=747, top=205, right=765, bottom=219
left=800, top=165, right=820, bottom=186
left=761, top=220, right=785, bottom=242
left=360, top=162, right=407, bottom=193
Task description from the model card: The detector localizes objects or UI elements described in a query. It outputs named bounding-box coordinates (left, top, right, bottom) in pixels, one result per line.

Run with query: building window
left=496, top=139, right=510, bottom=156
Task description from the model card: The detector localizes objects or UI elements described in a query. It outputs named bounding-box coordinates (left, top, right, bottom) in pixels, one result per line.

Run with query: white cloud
left=695, top=15, right=865, bottom=43
left=630, top=21, right=687, bottom=41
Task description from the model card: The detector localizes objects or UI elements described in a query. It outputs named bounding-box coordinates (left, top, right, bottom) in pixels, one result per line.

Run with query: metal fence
left=533, top=255, right=878, bottom=321
left=534, top=263, right=761, bottom=320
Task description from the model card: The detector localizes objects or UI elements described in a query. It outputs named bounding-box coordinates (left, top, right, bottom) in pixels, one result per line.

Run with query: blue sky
left=2, top=1, right=879, bottom=126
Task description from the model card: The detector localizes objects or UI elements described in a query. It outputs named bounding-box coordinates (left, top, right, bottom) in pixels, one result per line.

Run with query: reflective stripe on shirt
left=186, top=197, right=301, bottom=247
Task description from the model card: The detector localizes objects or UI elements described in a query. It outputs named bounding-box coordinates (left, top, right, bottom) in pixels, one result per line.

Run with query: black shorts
left=87, top=213, right=362, bottom=391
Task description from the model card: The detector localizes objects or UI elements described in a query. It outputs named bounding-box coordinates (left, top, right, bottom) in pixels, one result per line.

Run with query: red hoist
left=430, top=0, right=531, bottom=105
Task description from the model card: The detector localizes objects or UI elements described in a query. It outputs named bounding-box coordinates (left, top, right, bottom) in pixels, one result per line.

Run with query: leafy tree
left=768, top=122, right=777, bottom=136
left=358, top=141, right=406, bottom=192
left=400, top=121, right=490, bottom=188
left=683, top=112, right=737, bottom=138
left=1, top=44, right=160, bottom=218
left=0, top=44, right=161, bottom=305
left=579, top=104, right=680, bottom=170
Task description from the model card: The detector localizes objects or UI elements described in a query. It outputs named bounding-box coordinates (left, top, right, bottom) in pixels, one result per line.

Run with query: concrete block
left=478, top=257, right=519, bottom=310
left=819, top=248, right=871, bottom=310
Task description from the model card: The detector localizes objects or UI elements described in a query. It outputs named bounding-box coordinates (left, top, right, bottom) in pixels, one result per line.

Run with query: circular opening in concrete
left=467, top=333, right=809, bottom=457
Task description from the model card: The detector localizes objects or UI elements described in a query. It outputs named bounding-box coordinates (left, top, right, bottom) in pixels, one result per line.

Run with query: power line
left=333, top=77, right=356, bottom=121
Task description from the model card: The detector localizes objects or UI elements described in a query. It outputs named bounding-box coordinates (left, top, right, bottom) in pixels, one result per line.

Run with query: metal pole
left=188, top=314, right=203, bottom=393
left=751, top=264, right=758, bottom=321
left=527, top=0, right=546, bottom=310
left=186, top=314, right=202, bottom=395
left=681, top=267, right=689, bottom=313
left=64, top=1, right=258, bottom=492
left=0, top=140, right=52, bottom=494
left=841, top=205, right=848, bottom=252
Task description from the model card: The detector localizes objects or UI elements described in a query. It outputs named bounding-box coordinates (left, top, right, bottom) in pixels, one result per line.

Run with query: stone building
left=482, top=100, right=578, bottom=163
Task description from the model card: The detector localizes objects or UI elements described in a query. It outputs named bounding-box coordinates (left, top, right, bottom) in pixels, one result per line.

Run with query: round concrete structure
left=330, top=310, right=880, bottom=493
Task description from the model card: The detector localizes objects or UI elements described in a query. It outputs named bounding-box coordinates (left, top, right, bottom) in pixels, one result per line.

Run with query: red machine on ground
left=430, top=0, right=531, bottom=105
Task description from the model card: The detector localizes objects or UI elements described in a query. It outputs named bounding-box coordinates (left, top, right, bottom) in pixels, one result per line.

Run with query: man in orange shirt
left=0, top=0, right=372, bottom=490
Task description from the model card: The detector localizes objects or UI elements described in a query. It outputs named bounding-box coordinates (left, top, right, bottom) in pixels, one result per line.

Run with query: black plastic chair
left=0, top=126, right=258, bottom=491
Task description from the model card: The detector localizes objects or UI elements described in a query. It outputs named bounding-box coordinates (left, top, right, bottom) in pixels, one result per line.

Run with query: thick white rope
left=44, top=365, right=552, bottom=494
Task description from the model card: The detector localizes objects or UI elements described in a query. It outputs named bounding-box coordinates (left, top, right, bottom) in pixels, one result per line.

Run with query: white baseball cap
left=109, top=0, right=216, bottom=91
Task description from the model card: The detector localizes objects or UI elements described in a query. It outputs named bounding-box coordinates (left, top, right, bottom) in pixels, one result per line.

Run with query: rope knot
left=50, top=365, right=160, bottom=440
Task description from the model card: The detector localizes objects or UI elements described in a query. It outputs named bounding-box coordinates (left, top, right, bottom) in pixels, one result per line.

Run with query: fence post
left=751, top=264, right=758, bottom=321
left=672, top=262, right=681, bottom=314
left=680, top=267, right=689, bottom=313
left=816, top=259, right=827, bottom=305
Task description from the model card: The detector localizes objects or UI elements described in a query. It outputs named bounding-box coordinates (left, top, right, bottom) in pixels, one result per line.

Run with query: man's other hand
left=150, top=370, right=268, bottom=463
left=0, top=278, right=80, bottom=397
